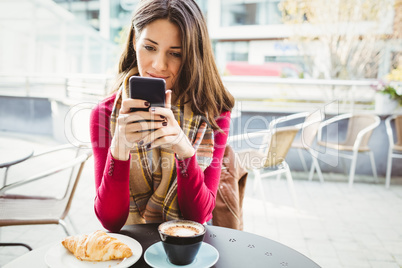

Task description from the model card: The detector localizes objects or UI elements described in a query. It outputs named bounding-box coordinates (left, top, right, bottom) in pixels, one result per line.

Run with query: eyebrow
left=145, top=38, right=181, bottom=49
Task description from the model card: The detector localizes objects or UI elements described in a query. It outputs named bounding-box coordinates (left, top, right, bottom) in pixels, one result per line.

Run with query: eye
left=144, top=45, right=155, bottom=51
left=171, top=52, right=182, bottom=58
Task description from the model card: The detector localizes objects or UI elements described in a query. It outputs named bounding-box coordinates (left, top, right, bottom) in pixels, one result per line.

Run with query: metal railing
left=0, top=73, right=114, bottom=101
left=222, top=76, right=393, bottom=114
left=1, top=73, right=400, bottom=113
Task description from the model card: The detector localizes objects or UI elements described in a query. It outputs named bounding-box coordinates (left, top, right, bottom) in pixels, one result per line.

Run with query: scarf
left=110, top=69, right=214, bottom=224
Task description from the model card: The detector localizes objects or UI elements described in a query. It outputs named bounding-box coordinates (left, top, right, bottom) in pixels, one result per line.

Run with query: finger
left=137, top=124, right=171, bottom=148
left=118, top=112, right=148, bottom=126
left=148, top=107, right=168, bottom=121
left=149, top=106, right=173, bottom=120
left=126, top=120, right=167, bottom=134
left=165, top=89, right=172, bottom=109
left=126, top=130, right=151, bottom=144
left=120, top=110, right=166, bottom=125
left=121, top=121, right=155, bottom=144
left=143, top=136, right=172, bottom=150
left=146, top=133, right=183, bottom=150
left=115, top=124, right=141, bottom=147
left=121, top=98, right=150, bottom=114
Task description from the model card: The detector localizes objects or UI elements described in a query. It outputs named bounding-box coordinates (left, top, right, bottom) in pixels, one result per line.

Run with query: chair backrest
left=300, top=109, right=324, bottom=148
left=386, top=114, right=402, bottom=147
left=259, top=113, right=307, bottom=167
left=229, top=112, right=307, bottom=168
left=344, top=114, right=379, bottom=147
left=396, top=115, right=402, bottom=146
left=263, top=126, right=299, bottom=167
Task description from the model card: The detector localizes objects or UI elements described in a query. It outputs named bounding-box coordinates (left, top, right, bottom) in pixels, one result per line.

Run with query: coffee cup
left=158, top=220, right=206, bottom=265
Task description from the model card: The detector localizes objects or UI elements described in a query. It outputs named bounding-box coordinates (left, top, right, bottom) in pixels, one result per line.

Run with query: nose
left=152, top=52, right=168, bottom=72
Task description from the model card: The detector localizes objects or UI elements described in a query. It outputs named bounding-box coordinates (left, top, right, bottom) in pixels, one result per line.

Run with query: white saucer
left=144, top=242, right=219, bottom=268
left=45, top=233, right=142, bottom=268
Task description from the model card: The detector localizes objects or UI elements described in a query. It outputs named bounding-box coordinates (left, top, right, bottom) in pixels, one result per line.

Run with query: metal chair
left=228, top=113, right=307, bottom=211
left=385, top=114, right=402, bottom=188
left=0, top=144, right=92, bottom=251
left=290, top=109, right=325, bottom=182
left=314, top=113, right=380, bottom=187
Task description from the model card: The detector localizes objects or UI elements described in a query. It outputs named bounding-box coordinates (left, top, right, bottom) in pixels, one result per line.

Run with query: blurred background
left=1, top=0, right=401, bottom=174
left=1, top=0, right=401, bottom=78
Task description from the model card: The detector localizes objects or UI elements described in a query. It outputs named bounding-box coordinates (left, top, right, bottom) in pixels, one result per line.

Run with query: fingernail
left=151, top=107, right=155, bottom=112
left=146, top=144, right=151, bottom=149
left=144, top=101, right=150, bottom=106
left=160, top=115, right=165, bottom=119
left=162, top=121, right=167, bottom=126
left=138, top=140, right=144, bottom=146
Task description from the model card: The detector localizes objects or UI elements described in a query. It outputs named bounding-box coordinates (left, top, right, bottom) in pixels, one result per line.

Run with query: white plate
left=45, top=233, right=142, bottom=268
left=144, top=242, right=219, bottom=268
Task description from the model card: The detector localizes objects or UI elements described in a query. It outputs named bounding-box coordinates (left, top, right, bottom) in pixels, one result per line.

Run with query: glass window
left=224, top=41, right=249, bottom=61
left=0, top=0, right=117, bottom=74
left=263, top=0, right=282, bottom=25
left=215, top=41, right=249, bottom=75
left=264, top=55, right=309, bottom=78
left=110, top=0, right=138, bottom=44
left=221, top=0, right=282, bottom=27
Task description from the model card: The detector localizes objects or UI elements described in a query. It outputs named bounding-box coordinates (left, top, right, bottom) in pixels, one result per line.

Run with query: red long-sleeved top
left=90, top=93, right=230, bottom=232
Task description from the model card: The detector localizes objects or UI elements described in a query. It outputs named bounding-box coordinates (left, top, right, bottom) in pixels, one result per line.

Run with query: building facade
left=50, top=0, right=400, bottom=79
left=8, top=0, right=398, bottom=78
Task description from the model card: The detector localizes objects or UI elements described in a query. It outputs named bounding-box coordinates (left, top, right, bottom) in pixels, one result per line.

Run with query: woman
left=90, top=0, right=234, bottom=232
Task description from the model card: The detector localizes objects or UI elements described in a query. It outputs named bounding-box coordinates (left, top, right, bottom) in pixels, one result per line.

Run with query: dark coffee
left=158, top=220, right=206, bottom=265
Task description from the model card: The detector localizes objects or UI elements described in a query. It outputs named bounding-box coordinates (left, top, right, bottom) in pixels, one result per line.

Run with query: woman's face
left=134, top=19, right=182, bottom=90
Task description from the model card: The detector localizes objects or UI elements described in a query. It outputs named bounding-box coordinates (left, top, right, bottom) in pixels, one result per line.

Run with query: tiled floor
left=1, top=132, right=402, bottom=268
left=242, top=174, right=402, bottom=268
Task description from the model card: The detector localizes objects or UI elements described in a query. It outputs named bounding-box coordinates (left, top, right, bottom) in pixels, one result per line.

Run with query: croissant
left=61, top=230, right=133, bottom=261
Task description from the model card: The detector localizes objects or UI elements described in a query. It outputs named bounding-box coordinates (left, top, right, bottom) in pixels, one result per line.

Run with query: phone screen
left=129, top=76, right=166, bottom=112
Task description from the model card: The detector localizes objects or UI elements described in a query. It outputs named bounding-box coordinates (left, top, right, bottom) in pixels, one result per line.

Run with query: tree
left=279, top=0, right=397, bottom=79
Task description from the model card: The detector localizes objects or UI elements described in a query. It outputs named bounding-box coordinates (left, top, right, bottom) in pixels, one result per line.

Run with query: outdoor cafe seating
left=312, top=113, right=381, bottom=187
left=290, top=109, right=325, bottom=183
left=0, top=144, right=92, bottom=251
left=228, top=111, right=319, bottom=213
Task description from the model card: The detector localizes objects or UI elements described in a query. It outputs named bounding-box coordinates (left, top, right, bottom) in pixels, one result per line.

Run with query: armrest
left=229, top=112, right=310, bottom=146
left=0, top=151, right=91, bottom=196
left=228, top=130, right=269, bottom=143
left=317, top=113, right=352, bottom=142
left=385, top=115, right=396, bottom=148
left=352, top=116, right=380, bottom=151
left=269, top=112, right=309, bottom=129
left=30, top=143, right=88, bottom=159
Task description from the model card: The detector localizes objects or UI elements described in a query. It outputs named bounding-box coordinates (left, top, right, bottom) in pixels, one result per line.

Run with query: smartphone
left=129, top=76, right=166, bottom=112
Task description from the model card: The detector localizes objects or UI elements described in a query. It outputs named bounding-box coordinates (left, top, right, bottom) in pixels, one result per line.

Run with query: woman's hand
left=138, top=90, right=195, bottom=159
left=110, top=97, right=166, bottom=160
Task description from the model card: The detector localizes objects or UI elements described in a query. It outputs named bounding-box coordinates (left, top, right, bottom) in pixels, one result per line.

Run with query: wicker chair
left=385, top=115, right=402, bottom=188
left=290, top=109, right=325, bottom=182
left=314, top=113, right=380, bottom=187
left=0, top=144, right=92, bottom=251
left=228, top=112, right=307, bottom=211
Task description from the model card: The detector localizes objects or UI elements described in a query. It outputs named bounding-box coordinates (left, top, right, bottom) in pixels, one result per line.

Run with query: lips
left=148, top=72, right=169, bottom=79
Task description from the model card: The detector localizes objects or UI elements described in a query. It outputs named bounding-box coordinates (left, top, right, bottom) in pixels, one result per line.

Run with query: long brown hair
left=112, top=0, right=234, bottom=130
